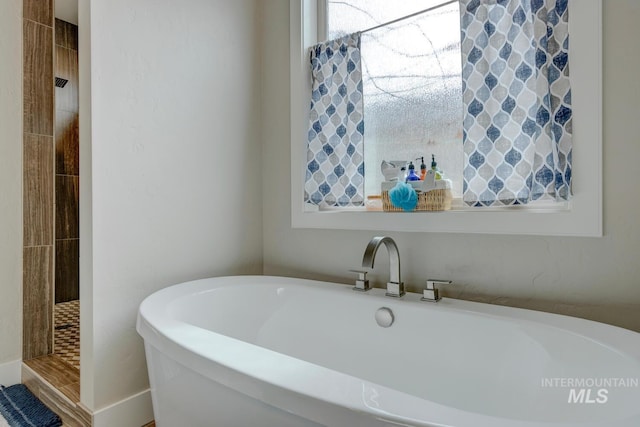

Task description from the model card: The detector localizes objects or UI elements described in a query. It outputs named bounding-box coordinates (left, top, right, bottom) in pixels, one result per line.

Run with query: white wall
left=86, top=0, right=263, bottom=412
left=263, top=1, right=640, bottom=331
left=0, top=0, right=23, bottom=383
left=55, top=0, right=78, bottom=25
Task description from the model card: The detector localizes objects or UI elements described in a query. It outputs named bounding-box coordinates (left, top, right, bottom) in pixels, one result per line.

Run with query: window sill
left=294, top=197, right=598, bottom=237
left=309, top=198, right=571, bottom=213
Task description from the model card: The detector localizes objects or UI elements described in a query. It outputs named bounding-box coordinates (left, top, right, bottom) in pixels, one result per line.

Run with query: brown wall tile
left=24, top=0, right=53, bottom=27
left=55, top=45, right=79, bottom=113
left=55, top=239, right=79, bottom=303
left=55, top=176, right=79, bottom=240
left=24, top=20, right=54, bottom=136
left=24, top=134, right=54, bottom=247
left=55, top=110, right=79, bottom=175
left=23, top=0, right=57, bottom=367
left=55, top=19, right=78, bottom=50
left=54, top=34, right=80, bottom=306
left=23, top=246, right=54, bottom=359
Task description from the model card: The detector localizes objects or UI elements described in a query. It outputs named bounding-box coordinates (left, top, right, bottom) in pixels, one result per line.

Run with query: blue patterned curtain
left=305, top=33, right=365, bottom=207
left=461, top=0, right=572, bottom=206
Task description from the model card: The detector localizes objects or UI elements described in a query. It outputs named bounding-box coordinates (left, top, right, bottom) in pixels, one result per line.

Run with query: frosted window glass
left=328, top=0, right=452, bottom=40
left=327, top=1, right=463, bottom=198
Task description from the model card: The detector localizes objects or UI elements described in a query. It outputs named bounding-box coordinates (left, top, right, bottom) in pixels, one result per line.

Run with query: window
left=290, top=0, right=602, bottom=236
left=327, top=0, right=464, bottom=199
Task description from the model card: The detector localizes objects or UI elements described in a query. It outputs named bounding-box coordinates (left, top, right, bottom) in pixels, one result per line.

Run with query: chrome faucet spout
left=361, top=236, right=404, bottom=297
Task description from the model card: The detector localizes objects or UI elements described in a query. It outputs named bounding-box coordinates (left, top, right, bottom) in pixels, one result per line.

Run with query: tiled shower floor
left=54, top=300, right=80, bottom=369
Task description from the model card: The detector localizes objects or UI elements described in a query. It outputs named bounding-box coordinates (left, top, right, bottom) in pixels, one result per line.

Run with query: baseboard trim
left=92, top=389, right=154, bottom=427
left=0, top=359, right=21, bottom=386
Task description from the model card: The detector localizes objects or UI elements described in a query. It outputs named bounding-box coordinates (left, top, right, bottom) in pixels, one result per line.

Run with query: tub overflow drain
left=375, top=307, right=394, bottom=328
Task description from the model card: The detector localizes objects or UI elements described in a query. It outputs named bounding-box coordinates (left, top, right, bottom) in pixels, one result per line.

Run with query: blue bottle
left=405, top=162, right=421, bottom=182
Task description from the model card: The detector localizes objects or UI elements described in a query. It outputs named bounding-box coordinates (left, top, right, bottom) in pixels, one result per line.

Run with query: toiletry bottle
left=405, top=162, right=421, bottom=182
left=431, top=154, right=442, bottom=180
left=399, top=165, right=407, bottom=182
left=417, top=157, right=427, bottom=180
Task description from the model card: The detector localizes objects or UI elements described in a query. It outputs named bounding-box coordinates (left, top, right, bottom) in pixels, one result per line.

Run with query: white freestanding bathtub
left=137, top=276, right=640, bottom=427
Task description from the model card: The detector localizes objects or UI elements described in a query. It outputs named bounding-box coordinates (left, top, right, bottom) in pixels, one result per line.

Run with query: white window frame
left=290, top=0, right=602, bottom=237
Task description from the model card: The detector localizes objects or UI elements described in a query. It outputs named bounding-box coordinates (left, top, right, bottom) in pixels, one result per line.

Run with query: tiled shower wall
left=23, top=0, right=54, bottom=360
left=55, top=19, right=79, bottom=304
left=23, top=0, right=81, bottom=356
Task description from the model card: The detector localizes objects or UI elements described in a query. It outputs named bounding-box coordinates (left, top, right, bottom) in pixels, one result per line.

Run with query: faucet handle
left=349, top=269, right=371, bottom=292
left=421, top=279, right=452, bottom=302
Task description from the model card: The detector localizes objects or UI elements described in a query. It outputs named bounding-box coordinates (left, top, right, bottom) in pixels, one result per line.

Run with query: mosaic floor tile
left=54, top=300, right=79, bottom=370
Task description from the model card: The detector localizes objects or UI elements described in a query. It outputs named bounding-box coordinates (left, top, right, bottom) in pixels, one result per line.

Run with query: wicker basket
left=382, top=188, right=452, bottom=212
